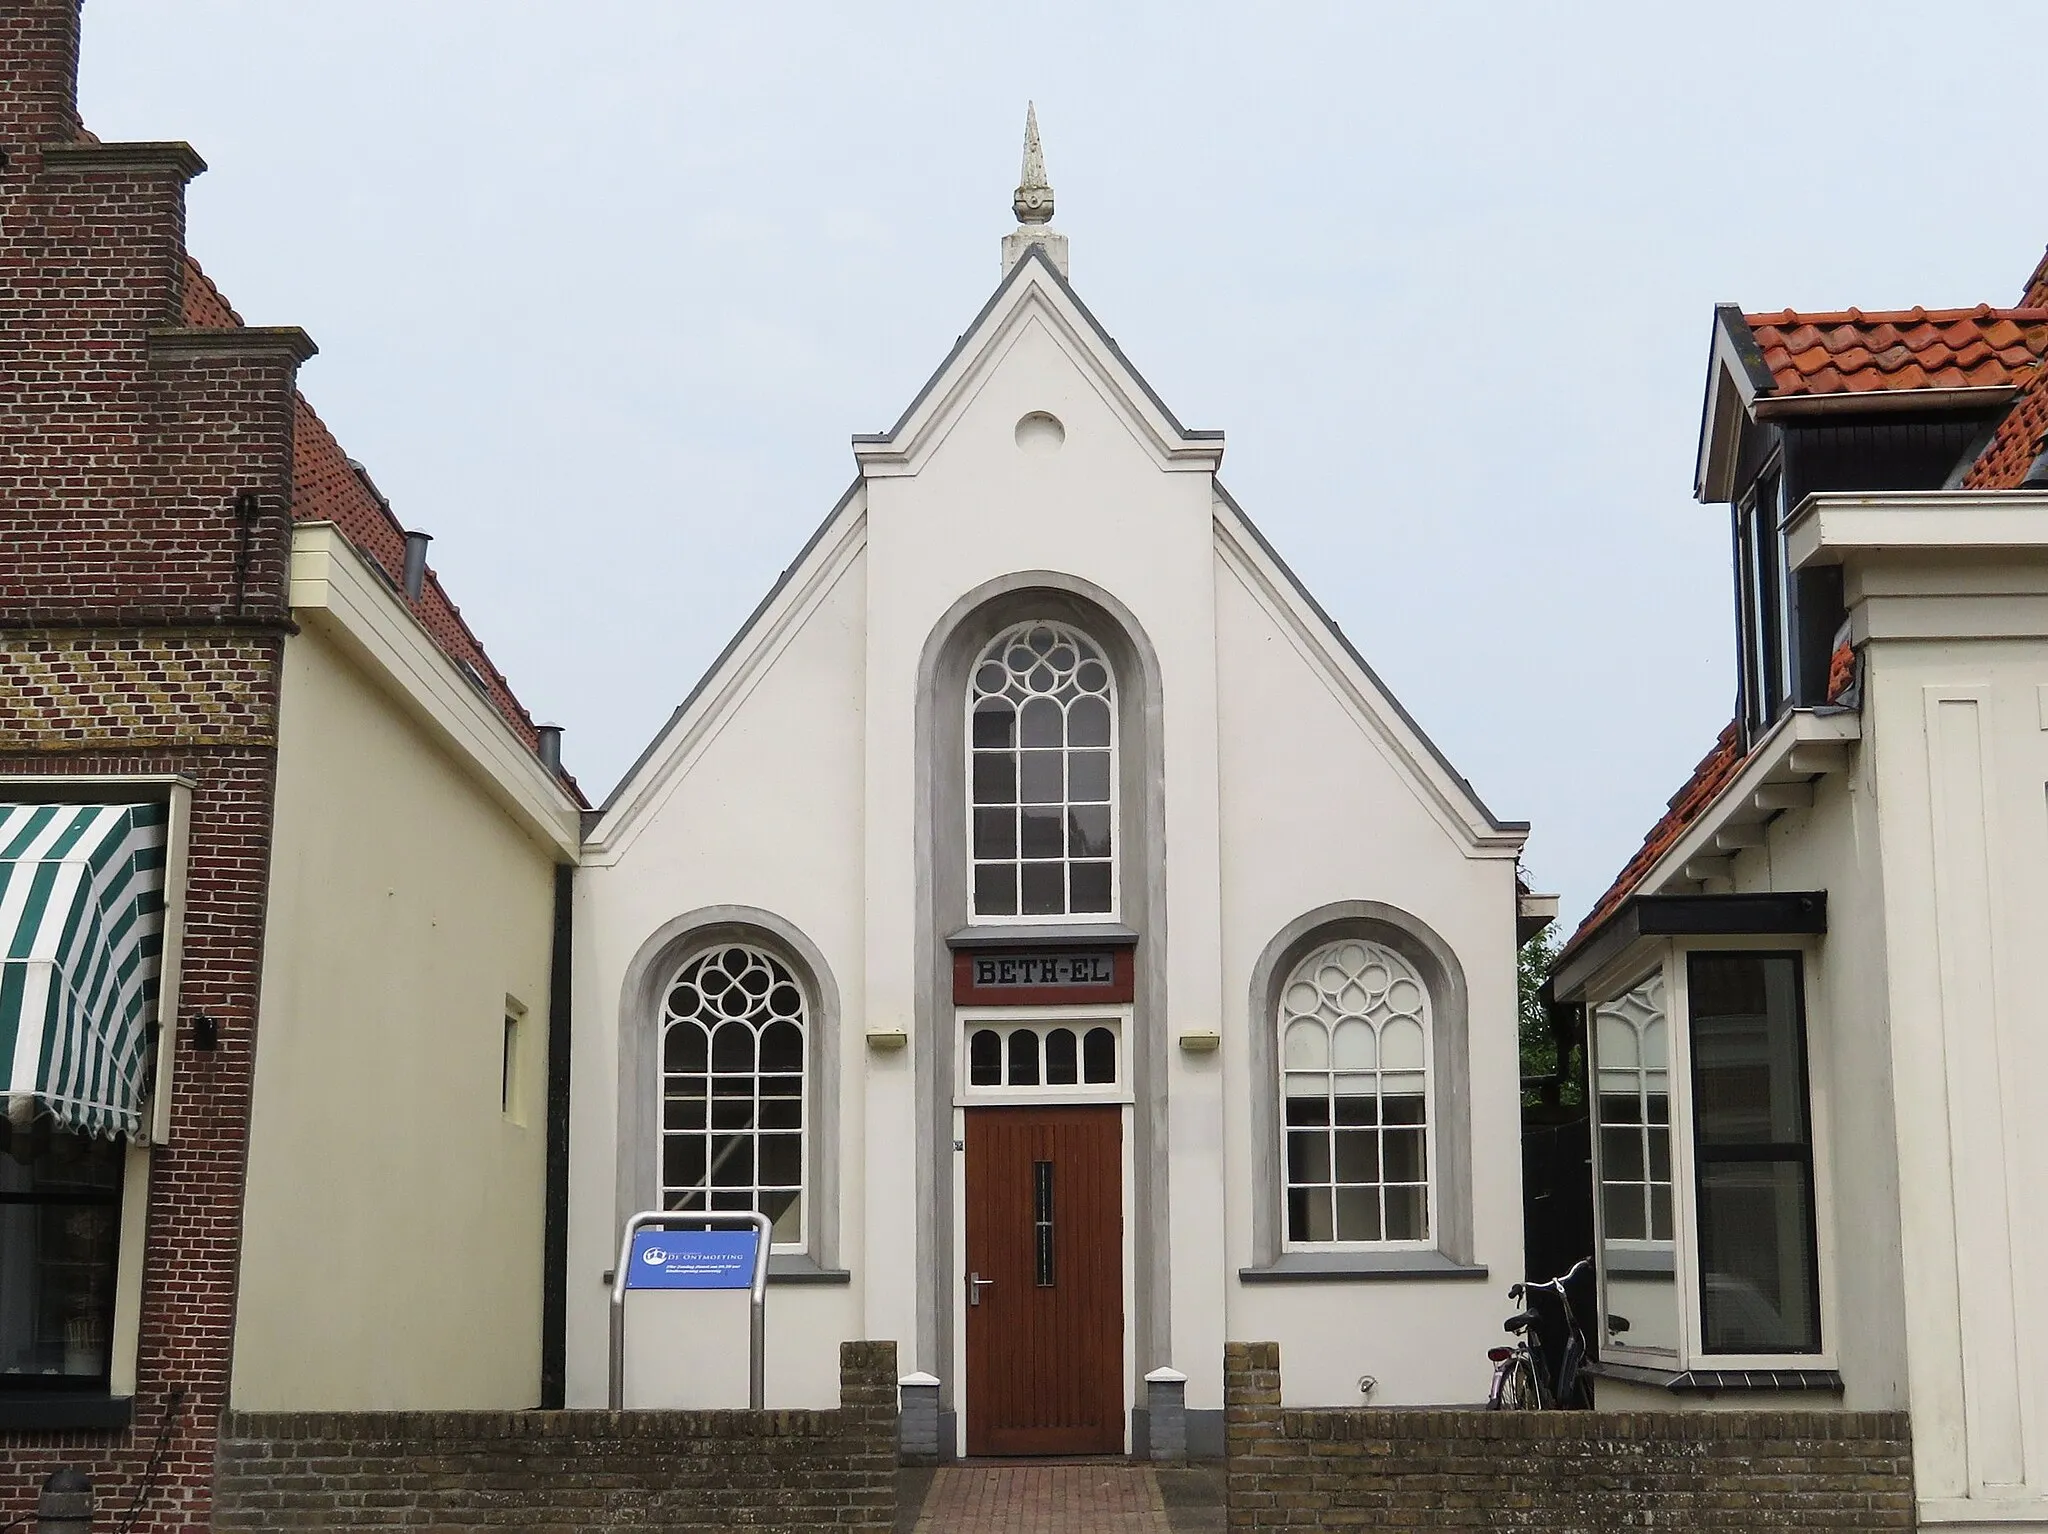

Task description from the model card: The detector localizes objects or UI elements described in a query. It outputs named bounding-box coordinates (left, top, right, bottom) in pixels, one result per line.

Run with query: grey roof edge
left=857, top=242, right=1220, bottom=451
left=593, top=477, right=865, bottom=820
left=1716, top=302, right=1778, bottom=397
left=1695, top=305, right=1775, bottom=505
left=1212, top=480, right=1526, bottom=837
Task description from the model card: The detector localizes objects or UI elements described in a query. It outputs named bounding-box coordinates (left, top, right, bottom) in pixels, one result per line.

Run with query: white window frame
left=964, top=620, right=1120, bottom=926
left=1588, top=937, right=1838, bottom=1373
left=1588, top=965, right=1679, bottom=1363
left=1277, top=939, right=1438, bottom=1254
left=656, top=942, right=811, bottom=1254
left=953, top=1005, right=1133, bottom=1106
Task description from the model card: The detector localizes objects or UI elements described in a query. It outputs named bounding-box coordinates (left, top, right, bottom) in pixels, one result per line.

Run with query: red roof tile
left=1962, top=249, right=2048, bottom=490
left=1746, top=306, right=2048, bottom=399
left=1580, top=249, right=2048, bottom=963
left=178, top=256, right=580, bottom=802
left=1560, top=720, right=1749, bottom=960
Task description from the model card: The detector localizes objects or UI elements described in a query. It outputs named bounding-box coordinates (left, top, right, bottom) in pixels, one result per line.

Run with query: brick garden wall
left=212, top=1341, right=899, bottom=1532
left=1224, top=1343, right=1916, bottom=1532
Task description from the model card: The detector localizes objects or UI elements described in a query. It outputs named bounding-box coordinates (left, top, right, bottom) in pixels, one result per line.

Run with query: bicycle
left=1485, top=1257, right=1592, bottom=1409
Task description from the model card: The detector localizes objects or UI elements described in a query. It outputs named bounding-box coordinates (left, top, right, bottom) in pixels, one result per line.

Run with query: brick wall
left=0, top=1, right=303, bottom=1526
left=213, top=1340, right=899, bottom=1532
left=1224, top=1343, right=1916, bottom=1532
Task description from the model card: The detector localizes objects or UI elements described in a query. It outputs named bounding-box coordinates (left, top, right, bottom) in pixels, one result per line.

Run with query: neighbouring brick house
left=1547, top=237, right=2048, bottom=1530
left=1, top=3, right=581, bottom=1526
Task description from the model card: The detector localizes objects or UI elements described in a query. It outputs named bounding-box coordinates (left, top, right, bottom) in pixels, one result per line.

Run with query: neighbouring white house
left=1552, top=252, right=2048, bottom=1531
left=565, top=112, right=1538, bottom=1455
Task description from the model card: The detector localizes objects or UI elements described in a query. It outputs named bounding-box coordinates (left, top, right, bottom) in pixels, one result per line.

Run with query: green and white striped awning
left=0, top=803, right=168, bottom=1140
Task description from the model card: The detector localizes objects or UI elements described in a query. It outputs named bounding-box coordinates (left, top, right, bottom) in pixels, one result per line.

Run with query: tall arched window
left=968, top=621, right=1116, bottom=919
left=1280, top=939, right=1433, bottom=1246
left=660, top=944, right=807, bottom=1247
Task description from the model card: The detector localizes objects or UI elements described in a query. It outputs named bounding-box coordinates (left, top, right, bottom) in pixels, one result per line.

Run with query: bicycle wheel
left=1499, top=1353, right=1542, bottom=1410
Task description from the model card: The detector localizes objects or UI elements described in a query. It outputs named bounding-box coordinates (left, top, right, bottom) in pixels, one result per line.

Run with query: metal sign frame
left=608, top=1209, right=771, bottom=1410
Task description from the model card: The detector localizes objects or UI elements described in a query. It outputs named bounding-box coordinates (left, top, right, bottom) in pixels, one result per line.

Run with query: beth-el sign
left=952, top=948, right=1133, bottom=1005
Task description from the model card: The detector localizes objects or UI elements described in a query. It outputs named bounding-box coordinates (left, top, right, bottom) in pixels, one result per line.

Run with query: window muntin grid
left=968, top=622, right=1116, bottom=920
left=1592, top=973, right=1672, bottom=1245
left=1280, top=940, right=1432, bottom=1246
left=659, top=945, right=806, bottom=1249
left=965, top=1021, right=1119, bottom=1090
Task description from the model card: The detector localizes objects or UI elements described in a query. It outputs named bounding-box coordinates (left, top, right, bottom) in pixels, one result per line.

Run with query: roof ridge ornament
left=1002, top=102, right=1070, bottom=279
left=1014, top=102, right=1054, bottom=224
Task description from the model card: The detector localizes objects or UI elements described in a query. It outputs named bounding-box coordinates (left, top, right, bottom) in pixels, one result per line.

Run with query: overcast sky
left=78, top=1, right=2046, bottom=927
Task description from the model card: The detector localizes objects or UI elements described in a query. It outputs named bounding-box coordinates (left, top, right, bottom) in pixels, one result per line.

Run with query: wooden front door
left=964, top=1105, right=1124, bottom=1455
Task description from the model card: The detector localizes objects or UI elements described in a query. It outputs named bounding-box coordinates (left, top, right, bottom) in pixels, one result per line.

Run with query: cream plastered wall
left=1712, top=746, right=1909, bottom=1411
left=567, top=541, right=869, bottom=1410
left=1862, top=635, right=2048, bottom=1528
left=1212, top=551, right=1524, bottom=1407
left=235, top=622, right=558, bottom=1410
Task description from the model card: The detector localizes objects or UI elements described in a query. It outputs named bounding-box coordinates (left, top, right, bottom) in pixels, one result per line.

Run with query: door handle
left=967, top=1272, right=995, bottom=1307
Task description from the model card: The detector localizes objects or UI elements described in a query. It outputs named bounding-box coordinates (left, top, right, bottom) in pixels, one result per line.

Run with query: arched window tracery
left=659, top=944, right=807, bottom=1246
left=1279, top=938, right=1434, bottom=1245
left=967, top=621, right=1116, bottom=919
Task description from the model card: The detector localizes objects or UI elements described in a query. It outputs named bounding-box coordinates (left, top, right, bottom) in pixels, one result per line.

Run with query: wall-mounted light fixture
left=1177, top=1031, right=1220, bottom=1054
left=188, top=1013, right=220, bottom=1051
left=865, top=1029, right=909, bottom=1051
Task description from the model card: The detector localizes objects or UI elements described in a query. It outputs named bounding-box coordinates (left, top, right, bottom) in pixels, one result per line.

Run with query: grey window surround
left=916, top=572, right=1171, bottom=1414
left=946, top=922, right=1140, bottom=950
left=1248, top=902, right=1476, bottom=1269
left=769, top=1254, right=852, bottom=1284
left=1238, top=1251, right=1488, bottom=1283
left=614, top=906, right=842, bottom=1271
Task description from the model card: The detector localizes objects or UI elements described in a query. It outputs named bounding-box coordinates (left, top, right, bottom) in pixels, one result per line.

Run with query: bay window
left=1576, top=923, right=1830, bottom=1376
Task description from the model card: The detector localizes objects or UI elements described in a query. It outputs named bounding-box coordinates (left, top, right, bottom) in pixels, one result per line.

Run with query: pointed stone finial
left=1014, top=102, right=1054, bottom=224
left=1003, top=102, right=1070, bottom=278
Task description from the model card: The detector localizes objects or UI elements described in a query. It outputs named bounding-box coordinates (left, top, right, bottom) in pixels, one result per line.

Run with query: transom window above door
left=959, top=1019, right=1124, bottom=1102
left=968, top=622, right=1116, bottom=920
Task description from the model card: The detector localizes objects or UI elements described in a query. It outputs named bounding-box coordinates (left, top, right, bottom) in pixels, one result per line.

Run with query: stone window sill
left=1586, top=1359, right=1843, bottom=1393
left=769, top=1255, right=851, bottom=1285
left=1238, top=1251, right=1488, bottom=1283
left=0, top=1394, right=133, bottom=1432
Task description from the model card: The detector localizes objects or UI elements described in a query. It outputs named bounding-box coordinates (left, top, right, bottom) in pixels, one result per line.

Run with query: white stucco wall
left=1213, top=549, right=1523, bottom=1406
left=236, top=621, right=559, bottom=1410
left=569, top=257, right=1525, bottom=1426
left=568, top=541, right=869, bottom=1410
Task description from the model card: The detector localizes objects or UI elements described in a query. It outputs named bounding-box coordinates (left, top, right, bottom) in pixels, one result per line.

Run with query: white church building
left=563, top=114, right=1535, bottom=1455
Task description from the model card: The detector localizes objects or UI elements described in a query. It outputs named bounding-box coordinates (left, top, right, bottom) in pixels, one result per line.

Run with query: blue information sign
left=624, top=1228, right=761, bottom=1291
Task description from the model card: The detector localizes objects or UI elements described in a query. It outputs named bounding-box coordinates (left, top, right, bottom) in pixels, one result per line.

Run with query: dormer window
left=1736, top=464, right=1789, bottom=740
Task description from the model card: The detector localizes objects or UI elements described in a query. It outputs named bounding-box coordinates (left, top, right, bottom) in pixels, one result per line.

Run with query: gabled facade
left=1558, top=244, right=2048, bottom=1531
left=0, top=4, right=579, bottom=1524
left=571, top=123, right=1532, bottom=1454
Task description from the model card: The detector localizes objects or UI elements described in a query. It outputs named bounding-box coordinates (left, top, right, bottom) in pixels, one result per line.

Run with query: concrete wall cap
left=899, top=1371, right=941, bottom=1387
left=1146, top=1366, right=1189, bottom=1383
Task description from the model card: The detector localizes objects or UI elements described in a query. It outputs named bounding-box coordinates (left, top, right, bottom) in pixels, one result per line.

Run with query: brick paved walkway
left=909, top=1463, right=1174, bottom=1533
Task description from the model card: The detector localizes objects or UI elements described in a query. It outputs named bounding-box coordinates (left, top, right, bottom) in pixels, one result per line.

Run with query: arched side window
left=1280, top=939, right=1434, bottom=1246
left=659, top=944, right=807, bottom=1248
left=1592, top=973, right=1671, bottom=1244
left=967, top=621, right=1117, bottom=920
